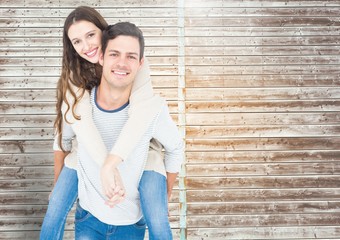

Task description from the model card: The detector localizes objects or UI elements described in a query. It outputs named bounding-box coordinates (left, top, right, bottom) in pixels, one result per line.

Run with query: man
left=62, top=22, right=183, bottom=239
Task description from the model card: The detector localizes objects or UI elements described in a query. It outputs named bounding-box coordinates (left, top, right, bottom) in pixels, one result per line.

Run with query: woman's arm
left=62, top=87, right=108, bottom=166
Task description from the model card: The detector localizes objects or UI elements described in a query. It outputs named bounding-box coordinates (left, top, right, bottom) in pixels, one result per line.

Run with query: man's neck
left=96, top=84, right=131, bottom=111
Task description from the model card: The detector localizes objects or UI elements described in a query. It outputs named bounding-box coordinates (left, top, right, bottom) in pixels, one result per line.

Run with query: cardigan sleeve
left=62, top=86, right=108, bottom=166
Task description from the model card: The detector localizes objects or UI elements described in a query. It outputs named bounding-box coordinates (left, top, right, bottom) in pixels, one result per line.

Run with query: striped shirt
left=60, top=87, right=183, bottom=225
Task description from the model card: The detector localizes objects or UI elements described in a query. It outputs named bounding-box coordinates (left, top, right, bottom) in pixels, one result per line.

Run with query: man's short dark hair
left=102, top=22, right=145, bottom=60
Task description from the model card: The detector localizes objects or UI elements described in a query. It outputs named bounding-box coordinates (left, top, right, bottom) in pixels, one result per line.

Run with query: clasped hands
left=100, top=154, right=125, bottom=208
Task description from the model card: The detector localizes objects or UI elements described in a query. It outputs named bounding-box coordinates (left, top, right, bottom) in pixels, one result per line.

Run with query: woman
left=40, top=6, right=179, bottom=240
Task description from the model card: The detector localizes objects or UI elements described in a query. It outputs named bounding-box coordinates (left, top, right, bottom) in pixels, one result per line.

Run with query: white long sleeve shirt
left=59, top=87, right=183, bottom=225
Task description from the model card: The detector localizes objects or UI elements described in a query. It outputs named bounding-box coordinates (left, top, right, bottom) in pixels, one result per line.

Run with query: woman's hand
left=100, top=154, right=125, bottom=208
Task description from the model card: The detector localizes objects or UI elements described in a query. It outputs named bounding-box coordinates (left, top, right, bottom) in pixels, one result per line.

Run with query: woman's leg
left=40, top=166, right=78, bottom=240
left=138, top=170, right=172, bottom=240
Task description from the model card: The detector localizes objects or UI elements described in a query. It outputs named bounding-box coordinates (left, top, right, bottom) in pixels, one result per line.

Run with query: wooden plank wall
left=1, top=0, right=340, bottom=239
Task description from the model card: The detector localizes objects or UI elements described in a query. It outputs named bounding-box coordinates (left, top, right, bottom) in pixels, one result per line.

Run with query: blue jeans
left=40, top=166, right=78, bottom=240
left=139, top=171, right=173, bottom=240
left=75, top=202, right=146, bottom=239
left=40, top=169, right=171, bottom=239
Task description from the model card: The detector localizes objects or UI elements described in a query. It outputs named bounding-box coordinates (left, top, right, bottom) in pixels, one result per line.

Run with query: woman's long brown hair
left=55, top=6, right=108, bottom=150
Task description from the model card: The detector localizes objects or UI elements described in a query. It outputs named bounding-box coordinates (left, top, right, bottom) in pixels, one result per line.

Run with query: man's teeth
left=115, top=71, right=127, bottom=75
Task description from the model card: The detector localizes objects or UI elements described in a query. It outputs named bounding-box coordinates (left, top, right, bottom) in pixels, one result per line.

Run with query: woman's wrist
left=104, top=154, right=123, bottom=169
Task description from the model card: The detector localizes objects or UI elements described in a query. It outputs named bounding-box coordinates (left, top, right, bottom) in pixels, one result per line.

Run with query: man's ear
left=99, top=52, right=104, bottom=66
left=139, top=57, right=144, bottom=70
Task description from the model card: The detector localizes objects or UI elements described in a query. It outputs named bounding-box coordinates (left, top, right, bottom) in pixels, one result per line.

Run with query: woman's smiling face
left=68, top=20, right=103, bottom=64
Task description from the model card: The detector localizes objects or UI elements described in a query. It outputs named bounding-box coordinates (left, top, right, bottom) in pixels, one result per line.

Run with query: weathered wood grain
left=186, top=100, right=340, bottom=112
left=186, top=112, right=340, bottom=125
left=187, top=201, right=340, bottom=214
left=186, top=189, right=340, bottom=202
left=1, top=1, right=340, bottom=239
left=185, top=74, right=340, bottom=87
left=186, top=162, right=340, bottom=176
left=186, top=137, right=340, bottom=151
left=1, top=0, right=178, bottom=7
left=187, top=226, right=340, bottom=239
left=186, top=150, right=340, bottom=164
left=0, top=76, right=179, bottom=88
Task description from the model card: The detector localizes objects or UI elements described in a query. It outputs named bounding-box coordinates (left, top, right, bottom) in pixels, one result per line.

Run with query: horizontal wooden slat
left=0, top=190, right=179, bottom=205
left=4, top=26, right=340, bottom=38
left=0, top=231, right=74, bottom=240
left=0, top=8, right=178, bottom=18
left=185, top=17, right=340, bottom=27
left=0, top=216, right=180, bottom=231
left=0, top=88, right=178, bottom=101
left=185, top=36, right=340, bottom=46
left=186, top=150, right=340, bottom=164
left=186, top=125, right=340, bottom=138
left=187, top=201, right=340, bottom=214
left=185, top=74, right=340, bottom=87
left=1, top=36, right=179, bottom=47
left=184, top=7, right=340, bottom=17
left=186, top=137, right=340, bottom=151
left=4, top=7, right=340, bottom=18
left=184, top=0, right=340, bottom=8
left=0, top=101, right=178, bottom=114
left=186, top=162, right=340, bottom=176
left=185, top=87, right=340, bottom=100
left=0, top=76, right=179, bottom=89
left=186, top=176, right=340, bottom=189
left=186, top=65, right=340, bottom=75
left=0, top=115, right=54, bottom=127
left=186, top=26, right=340, bottom=37
left=0, top=166, right=53, bottom=180
left=187, top=213, right=340, bottom=227
left=0, top=17, right=178, bottom=28
left=0, top=128, right=53, bottom=140
left=0, top=202, right=179, bottom=217
left=0, top=162, right=340, bottom=180
left=0, top=0, right=178, bottom=7
left=3, top=56, right=340, bottom=67
left=5, top=125, right=340, bottom=141
left=0, top=46, right=179, bottom=57
left=0, top=140, right=52, bottom=154
left=186, top=189, right=340, bottom=202
left=186, top=112, right=340, bottom=126
left=186, top=100, right=340, bottom=113
left=0, top=66, right=178, bottom=76
left=187, top=226, right=340, bottom=239
left=185, top=46, right=340, bottom=56
left=0, top=153, right=53, bottom=166
left=1, top=27, right=178, bottom=37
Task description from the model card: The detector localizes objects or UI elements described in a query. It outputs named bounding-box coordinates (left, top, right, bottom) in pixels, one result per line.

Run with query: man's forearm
left=166, top=172, right=178, bottom=200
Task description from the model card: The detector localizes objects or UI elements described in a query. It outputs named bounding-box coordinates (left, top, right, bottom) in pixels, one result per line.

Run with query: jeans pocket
left=75, top=202, right=91, bottom=223
left=133, top=217, right=146, bottom=229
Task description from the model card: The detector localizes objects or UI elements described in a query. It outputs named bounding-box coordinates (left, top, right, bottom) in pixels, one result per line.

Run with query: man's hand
left=100, top=154, right=125, bottom=208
